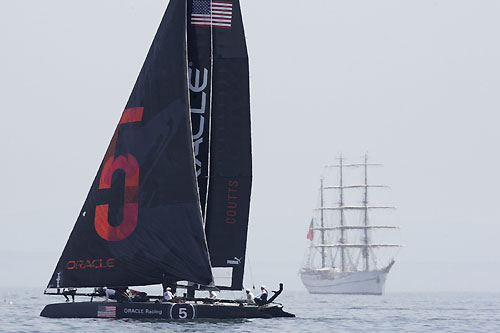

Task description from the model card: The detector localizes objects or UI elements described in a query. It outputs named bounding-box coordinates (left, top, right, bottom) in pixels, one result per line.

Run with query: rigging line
left=354, top=249, right=361, bottom=270
left=302, top=242, right=312, bottom=269
left=328, top=243, right=334, bottom=266
left=311, top=247, right=319, bottom=267
left=331, top=248, right=339, bottom=268
left=246, top=252, right=256, bottom=290
left=370, top=246, right=378, bottom=268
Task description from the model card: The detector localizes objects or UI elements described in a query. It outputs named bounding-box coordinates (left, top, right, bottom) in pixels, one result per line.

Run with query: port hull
left=40, top=301, right=294, bottom=319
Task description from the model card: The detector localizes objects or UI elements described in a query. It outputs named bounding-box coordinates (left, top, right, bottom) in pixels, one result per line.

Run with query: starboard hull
left=40, top=301, right=294, bottom=319
left=300, top=269, right=390, bottom=295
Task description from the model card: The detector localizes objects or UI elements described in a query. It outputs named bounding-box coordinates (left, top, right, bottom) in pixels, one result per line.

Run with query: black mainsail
left=185, top=0, right=252, bottom=290
left=47, top=0, right=252, bottom=292
left=47, top=0, right=213, bottom=289
left=202, top=0, right=253, bottom=290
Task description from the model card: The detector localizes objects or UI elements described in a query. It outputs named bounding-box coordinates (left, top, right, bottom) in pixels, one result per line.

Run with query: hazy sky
left=1, top=0, right=500, bottom=292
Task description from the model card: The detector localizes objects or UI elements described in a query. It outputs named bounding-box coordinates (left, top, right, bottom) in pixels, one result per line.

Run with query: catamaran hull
left=40, top=301, right=294, bottom=319
left=300, top=269, right=390, bottom=295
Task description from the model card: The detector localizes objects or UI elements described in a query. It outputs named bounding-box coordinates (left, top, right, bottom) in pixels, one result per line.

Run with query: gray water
left=1, top=288, right=499, bottom=332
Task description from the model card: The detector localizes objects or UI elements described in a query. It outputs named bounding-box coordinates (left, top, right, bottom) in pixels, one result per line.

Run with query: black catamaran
left=40, top=0, right=294, bottom=319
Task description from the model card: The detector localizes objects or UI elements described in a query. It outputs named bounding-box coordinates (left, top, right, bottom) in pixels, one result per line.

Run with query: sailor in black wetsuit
left=62, top=288, right=76, bottom=302
left=104, top=287, right=129, bottom=302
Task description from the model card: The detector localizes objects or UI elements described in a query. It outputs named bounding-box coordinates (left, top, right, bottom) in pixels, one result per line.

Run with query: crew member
left=62, top=288, right=77, bottom=302
left=104, top=287, right=116, bottom=302
left=254, top=285, right=268, bottom=305
left=163, top=287, right=174, bottom=302
left=209, top=290, right=217, bottom=299
left=128, top=288, right=148, bottom=302
left=245, top=288, right=255, bottom=303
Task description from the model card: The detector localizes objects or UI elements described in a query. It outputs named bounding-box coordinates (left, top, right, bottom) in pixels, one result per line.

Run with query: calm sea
left=1, top=288, right=499, bottom=332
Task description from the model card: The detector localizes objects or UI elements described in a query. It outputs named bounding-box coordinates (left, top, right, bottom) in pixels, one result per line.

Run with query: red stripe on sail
left=120, top=107, right=144, bottom=124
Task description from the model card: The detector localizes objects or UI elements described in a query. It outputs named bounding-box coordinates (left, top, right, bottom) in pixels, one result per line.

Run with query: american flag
left=97, top=306, right=116, bottom=318
left=191, top=0, right=233, bottom=28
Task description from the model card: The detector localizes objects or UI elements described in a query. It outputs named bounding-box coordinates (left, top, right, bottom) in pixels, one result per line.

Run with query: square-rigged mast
left=306, top=154, right=400, bottom=273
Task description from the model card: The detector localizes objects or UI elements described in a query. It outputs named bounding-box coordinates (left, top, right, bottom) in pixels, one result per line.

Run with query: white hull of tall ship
left=300, top=264, right=393, bottom=295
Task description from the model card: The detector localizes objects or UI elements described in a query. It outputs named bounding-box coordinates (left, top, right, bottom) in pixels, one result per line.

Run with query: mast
left=320, top=177, right=326, bottom=268
left=363, top=154, right=369, bottom=271
left=339, top=156, right=345, bottom=271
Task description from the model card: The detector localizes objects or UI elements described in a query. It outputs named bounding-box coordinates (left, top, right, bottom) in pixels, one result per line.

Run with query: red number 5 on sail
left=95, top=107, right=143, bottom=241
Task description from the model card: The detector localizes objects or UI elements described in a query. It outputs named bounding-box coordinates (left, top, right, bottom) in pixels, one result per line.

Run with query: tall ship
left=300, top=155, right=400, bottom=295
left=40, top=0, right=293, bottom=319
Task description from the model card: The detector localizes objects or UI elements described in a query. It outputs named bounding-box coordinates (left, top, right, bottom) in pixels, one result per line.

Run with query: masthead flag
left=191, top=0, right=233, bottom=28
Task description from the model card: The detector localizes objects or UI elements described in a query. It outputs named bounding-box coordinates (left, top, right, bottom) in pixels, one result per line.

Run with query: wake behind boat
left=41, top=0, right=293, bottom=319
